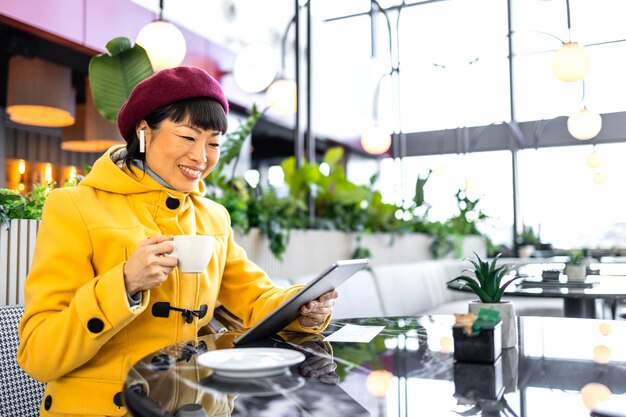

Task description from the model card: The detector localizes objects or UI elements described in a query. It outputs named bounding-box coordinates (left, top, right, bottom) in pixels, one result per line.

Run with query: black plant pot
left=453, top=356, right=504, bottom=401
left=453, top=320, right=502, bottom=364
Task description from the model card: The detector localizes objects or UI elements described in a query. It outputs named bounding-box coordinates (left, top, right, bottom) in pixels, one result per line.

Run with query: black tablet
left=233, top=258, right=369, bottom=346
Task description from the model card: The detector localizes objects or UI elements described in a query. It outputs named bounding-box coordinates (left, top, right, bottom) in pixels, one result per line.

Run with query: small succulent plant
left=447, top=253, right=522, bottom=303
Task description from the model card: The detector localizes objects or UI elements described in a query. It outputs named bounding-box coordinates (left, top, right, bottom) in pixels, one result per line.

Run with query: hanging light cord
left=565, top=0, right=571, bottom=43
left=280, top=15, right=297, bottom=78
left=159, top=0, right=164, bottom=21
left=369, top=1, right=406, bottom=114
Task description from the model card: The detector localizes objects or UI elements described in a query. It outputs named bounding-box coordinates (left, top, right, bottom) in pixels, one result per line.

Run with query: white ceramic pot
left=468, top=300, right=517, bottom=349
left=518, top=244, right=535, bottom=259
left=565, top=264, right=586, bottom=282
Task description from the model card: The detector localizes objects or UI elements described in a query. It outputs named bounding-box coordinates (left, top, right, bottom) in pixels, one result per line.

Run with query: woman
left=18, top=66, right=338, bottom=416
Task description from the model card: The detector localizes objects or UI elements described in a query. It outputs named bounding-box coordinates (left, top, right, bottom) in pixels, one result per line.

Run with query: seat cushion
left=0, top=304, right=46, bottom=417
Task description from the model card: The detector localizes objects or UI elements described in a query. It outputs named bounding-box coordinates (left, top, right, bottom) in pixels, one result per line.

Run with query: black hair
left=123, top=97, right=228, bottom=170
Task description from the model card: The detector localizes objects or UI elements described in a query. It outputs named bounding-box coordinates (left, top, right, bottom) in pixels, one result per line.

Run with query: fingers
left=140, top=235, right=174, bottom=247
left=318, top=290, right=339, bottom=302
left=297, top=345, right=339, bottom=384
left=299, top=295, right=336, bottom=328
left=300, top=298, right=336, bottom=316
left=140, top=236, right=174, bottom=256
left=124, top=236, right=176, bottom=294
left=301, top=358, right=337, bottom=376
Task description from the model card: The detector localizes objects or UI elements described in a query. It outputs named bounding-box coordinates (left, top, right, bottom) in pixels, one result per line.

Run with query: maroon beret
left=117, top=66, right=229, bottom=141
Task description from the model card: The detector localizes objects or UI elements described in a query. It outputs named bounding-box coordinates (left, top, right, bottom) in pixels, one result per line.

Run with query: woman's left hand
left=298, top=290, right=339, bottom=328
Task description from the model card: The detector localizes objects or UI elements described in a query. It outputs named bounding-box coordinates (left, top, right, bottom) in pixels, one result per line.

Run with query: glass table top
left=124, top=315, right=626, bottom=417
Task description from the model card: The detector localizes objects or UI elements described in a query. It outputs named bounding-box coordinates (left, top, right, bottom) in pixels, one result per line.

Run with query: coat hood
left=80, top=145, right=206, bottom=197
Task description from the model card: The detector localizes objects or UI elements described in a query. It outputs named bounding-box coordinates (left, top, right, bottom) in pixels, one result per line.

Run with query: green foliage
left=0, top=184, right=54, bottom=228
left=427, top=189, right=488, bottom=259
left=447, top=253, right=521, bottom=303
left=205, top=104, right=265, bottom=193
left=246, top=187, right=307, bottom=261
left=281, top=148, right=413, bottom=235
left=88, top=37, right=154, bottom=122
left=567, top=250, right=585, bottom=266
left=447, top=189, right=488, bottom=236
left=518, top=225, right=540, bottom=246
left=427, top=221, right=456, bottom=259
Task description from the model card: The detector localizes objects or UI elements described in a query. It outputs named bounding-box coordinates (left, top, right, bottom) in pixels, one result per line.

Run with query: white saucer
left=201, top=372, right=305, bottom=396
left=197, top=348, right=306, bottom=378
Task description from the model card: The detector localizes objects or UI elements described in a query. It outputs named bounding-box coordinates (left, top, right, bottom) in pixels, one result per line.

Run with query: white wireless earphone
left=139, top=130, right=145, bottom=153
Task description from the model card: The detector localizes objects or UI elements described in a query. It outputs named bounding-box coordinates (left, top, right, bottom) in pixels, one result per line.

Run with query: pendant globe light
left=586, top=146, right=602, bottom=169
left=266, top=79, right=297, bottom=116
left=6, top=56, right=76, bottom=128
left=265, top=15, right=297, bottom=116
left=552, top=0, right=589, bottom=82
left=361, top=69, right=392, bottom=155
left=136, top=0, right=186, bottom=71
left=553, top=42, right=589, bottom=82
left=233, top=43, right=279, bottom=94
left=568, top=106, right=602, bottom=141
left=361, top=123, right=392, bottom=155
left=567, top=81, right=601, bottom=141
left=592, top=172, right=605, bottom=185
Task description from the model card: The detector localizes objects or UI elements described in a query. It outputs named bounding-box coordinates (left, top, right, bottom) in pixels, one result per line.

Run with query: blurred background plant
left=0, top=183, right=54, bottom=229
left=517, top=225, right=541, bottom=246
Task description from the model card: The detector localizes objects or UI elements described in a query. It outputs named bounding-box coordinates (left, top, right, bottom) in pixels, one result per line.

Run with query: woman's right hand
left=123, top=235, right=177, bottom=295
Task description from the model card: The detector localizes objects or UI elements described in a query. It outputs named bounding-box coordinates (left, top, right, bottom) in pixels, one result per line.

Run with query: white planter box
left=234, top=228, right=486, bottom=279
left=1, top=219, right=40, bottom=305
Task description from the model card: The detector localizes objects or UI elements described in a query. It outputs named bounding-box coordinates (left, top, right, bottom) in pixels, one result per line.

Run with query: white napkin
left=324, top=324, right=385, bottom=343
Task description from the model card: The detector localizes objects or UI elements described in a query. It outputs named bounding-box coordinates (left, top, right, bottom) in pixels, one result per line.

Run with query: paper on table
left=324, top=324, right=385, bottom=343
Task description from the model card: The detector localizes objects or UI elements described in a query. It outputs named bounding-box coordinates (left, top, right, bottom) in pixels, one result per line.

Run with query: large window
left=518, top=143, right=626, bottom=249
left=398, top=0, right=510, bottom=132
left=334, top=0, right=626, bottom=250
left=372, top=151, right=513, bottom=246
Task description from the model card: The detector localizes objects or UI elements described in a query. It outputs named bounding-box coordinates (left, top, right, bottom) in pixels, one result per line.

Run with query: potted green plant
left=429, top=189, right=488, bottom=259
left=564, top=250, right=586, bottom=282
left=1, top=183, right=56, bottom=304
left=447, top=253, right=522, bottom=349
left=517, top=225, right=540, bottom=258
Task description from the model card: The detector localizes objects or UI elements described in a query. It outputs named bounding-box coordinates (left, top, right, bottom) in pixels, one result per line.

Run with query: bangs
left=157, top=98, right=228, bottom=134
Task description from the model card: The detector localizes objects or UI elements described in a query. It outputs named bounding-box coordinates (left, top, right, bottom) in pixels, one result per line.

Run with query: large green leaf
left=323, top=147, right=343, bottom=167
left=88, top=37, right=154, bottom=122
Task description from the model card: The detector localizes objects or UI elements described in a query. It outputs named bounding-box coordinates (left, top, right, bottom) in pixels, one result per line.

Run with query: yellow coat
left=18, top=146, right=322, bottom=416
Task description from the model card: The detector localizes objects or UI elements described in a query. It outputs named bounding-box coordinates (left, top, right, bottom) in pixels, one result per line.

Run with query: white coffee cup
left=169, top=235, right=215, bottom=273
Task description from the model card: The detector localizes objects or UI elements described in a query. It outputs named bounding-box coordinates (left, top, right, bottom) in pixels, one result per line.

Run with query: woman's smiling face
left=141, top=117, right=222, bottom=192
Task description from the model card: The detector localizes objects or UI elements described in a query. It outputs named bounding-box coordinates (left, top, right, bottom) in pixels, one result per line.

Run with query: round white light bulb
left=592, top=172, right=605, bottom=185
left=586, top=150, right=602, bottom=168
left=581, top=383, right=611, bottom=411
left=567, top=108, right=602, bottom=140
left=266, top=79, right=297, bottom=116
left=553, top=42, right=590, bottom=82
left=267, top=165, right=285, bottom=187
left=244, top=169, right=260, bottom=188
left=361, top=124, right=392, bottom=155
left=233, top=43, right=278, bottom=93
left=136, top=20, right=187, bottom=71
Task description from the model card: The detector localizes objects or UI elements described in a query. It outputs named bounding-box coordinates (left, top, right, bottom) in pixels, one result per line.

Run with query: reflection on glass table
left=124, top=316, right=626, bottom=417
